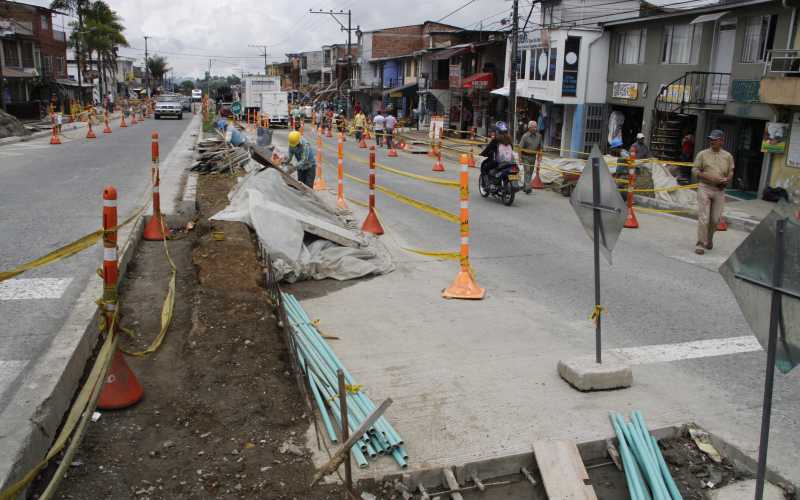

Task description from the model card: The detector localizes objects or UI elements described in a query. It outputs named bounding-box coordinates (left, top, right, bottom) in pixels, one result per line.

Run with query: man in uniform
left=693, top=129, right=733, bottom=255
left=286, top=130, right=316, bottom=188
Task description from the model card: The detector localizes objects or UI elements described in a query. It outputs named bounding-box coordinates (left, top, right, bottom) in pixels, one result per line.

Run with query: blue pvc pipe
left=611, top=413, right=650, bottom=500
left=630, top=414, right=671, bottom=500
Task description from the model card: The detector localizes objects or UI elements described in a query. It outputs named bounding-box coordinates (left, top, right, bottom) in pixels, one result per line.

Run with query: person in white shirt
left=373, top=110, right=386, bottom=147
left=384, top=112, right=397, bottom=149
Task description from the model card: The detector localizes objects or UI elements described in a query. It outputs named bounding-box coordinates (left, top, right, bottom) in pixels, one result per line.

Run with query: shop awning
left=463, top=72, right=495, bottom=90
left=490, top=86, right=509, bottom=97
left=382, top=81, right=418, bottom=96
left=690, top=11, right=729, bottom=23
left=430, top=44, right=473, bottom=61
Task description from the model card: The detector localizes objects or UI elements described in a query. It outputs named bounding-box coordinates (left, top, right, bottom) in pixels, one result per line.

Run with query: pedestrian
left=693, top=129, right=733, bottom=255
left=286, top=130, right=316, bottom=188
left=680, top=133, right=695, bottom=181
left=384, top=111, right=397, bottom=150
left=353, top=109, right=366, bottom=141
left=519, top=120, right=541, bottom=194
left=630, top=132, right=651, bottom=159
left=373, top=110, right=386, bottom=147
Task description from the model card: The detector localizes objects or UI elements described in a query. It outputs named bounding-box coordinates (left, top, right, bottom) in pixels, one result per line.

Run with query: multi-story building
left=287, top=50, right=322, bottom=86
left=497, top=0, right=641, bottom=153
left=0, top=0, right=69, bottom=118
left=758, top=41, right=800, bottom=197
left=604, top=0, right=798, bottom=194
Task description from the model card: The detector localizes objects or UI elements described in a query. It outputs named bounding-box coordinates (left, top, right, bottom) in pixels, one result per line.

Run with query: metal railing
left=654, top=71, right=731, bottom=115
left=764, top=49, right=800, bottom=75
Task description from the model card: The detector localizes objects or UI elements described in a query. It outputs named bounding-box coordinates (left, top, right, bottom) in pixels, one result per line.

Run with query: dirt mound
left=0, top=108, right=30, bottom=139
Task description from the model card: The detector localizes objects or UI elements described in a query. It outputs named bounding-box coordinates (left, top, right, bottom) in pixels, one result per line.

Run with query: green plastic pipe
left=611, top=413, right=651, bottom=500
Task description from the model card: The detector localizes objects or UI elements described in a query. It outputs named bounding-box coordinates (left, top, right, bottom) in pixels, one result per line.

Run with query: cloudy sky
left=29, top=0, right=518, bottom=79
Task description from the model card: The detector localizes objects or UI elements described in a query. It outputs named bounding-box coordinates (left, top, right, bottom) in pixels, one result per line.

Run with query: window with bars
left=3, top=41, right=20, bottom=67
left=614, top=29, right=646, bottom=64
left=741, top=15, right=776, bottom=63
left=661, top=23, right=702, bottom=64
left=528, top=47, right=557, bottom=81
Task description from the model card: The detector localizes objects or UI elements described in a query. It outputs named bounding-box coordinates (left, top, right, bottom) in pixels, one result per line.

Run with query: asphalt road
left=275, top=128, right=800, bottom=479
left=0, top=115, right=192, bottom=411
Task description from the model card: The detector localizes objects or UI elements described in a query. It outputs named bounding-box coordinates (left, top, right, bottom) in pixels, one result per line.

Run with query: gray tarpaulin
left=211, top=168, right=394, bottom=282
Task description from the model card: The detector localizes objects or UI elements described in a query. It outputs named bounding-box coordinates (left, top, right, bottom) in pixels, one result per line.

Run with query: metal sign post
left=570, top=147, right=626, bottom=364
left=721, top=201, right=800, bottom=500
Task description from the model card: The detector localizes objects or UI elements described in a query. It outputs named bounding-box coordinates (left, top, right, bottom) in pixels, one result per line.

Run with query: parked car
left=154, top=97, right=183, bottom=119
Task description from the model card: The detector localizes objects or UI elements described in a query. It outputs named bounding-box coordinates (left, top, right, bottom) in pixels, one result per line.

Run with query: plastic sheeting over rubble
left=211, top=168, right=394, bottom=282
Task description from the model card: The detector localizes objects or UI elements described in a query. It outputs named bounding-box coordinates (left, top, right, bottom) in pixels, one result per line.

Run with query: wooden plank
left=533, top=440, right=599, bottom=500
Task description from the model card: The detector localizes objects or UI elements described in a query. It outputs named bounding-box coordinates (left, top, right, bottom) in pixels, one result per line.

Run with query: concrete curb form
left=0, top=114, right=201, bottom=497
left=633, top=194, right=760, bottom=233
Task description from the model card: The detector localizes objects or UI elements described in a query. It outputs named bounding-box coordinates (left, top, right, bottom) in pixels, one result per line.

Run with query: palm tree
left=51, top=0, right=89, bottom=104
left=146, top=55, right=169, bottom=93
left=82, top=1, right=127, bottom=97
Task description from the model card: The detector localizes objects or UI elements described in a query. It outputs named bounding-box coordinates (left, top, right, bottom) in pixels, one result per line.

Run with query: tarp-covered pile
left=211, top=167, right=394, bottom=282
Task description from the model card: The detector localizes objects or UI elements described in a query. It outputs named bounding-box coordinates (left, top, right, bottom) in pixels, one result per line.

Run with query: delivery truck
left=242, top=75, right=281, bottom=110
left=259, top=91, right=289, bottom=127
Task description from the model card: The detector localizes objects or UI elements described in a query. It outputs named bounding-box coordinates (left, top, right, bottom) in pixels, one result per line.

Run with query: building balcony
left=759, top=49, right=800, bottom=106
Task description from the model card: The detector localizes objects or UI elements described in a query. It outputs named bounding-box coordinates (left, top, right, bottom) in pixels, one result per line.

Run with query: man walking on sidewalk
left=373, top=110, right=385, bottom=147
left=519, top=120, right=541, bottom=195
left=385, top=111, right=397, bottom=150
left=693, top=129, right=733, bottom=255
left=286, top=131, right=316, bottom=188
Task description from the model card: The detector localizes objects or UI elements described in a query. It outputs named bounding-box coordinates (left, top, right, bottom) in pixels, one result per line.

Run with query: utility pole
left=144, top=35, right=150, bottom=97
left=310, top=9, right=358, bottom=116
left=508, top=0, right=519, bottom=143
left=248, top=45, right=269, bottom=75
left=75, top=1, right=84, bottom=107
left=207, top=59, right=212, bottom=99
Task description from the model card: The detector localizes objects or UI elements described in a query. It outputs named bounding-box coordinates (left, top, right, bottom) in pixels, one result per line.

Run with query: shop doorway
left=609, top=105, right=644, bottom=152
left=709, top=116, right=764, bottom=192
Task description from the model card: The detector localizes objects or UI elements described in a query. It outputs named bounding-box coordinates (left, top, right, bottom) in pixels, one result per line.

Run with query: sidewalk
left=0, top=112, right=122, bottom=147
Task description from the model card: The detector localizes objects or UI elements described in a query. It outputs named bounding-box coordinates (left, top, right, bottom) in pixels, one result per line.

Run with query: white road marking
left=610, top=335, right=762, bottom=365
left=0, top=278, right=73, bottom=300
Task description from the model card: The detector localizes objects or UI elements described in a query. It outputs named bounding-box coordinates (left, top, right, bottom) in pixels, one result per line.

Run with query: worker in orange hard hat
left=285, top=130, right=316, bottom=188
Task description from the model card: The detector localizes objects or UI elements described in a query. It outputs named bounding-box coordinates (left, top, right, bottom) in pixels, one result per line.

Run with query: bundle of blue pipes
left=282, top=292, right=408, bottom=469
left=609, top=411, right=683, bottom=500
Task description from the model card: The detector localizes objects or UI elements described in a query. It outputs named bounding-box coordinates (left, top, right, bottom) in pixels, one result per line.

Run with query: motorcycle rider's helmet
left=495, top=121, right=508, bottom=133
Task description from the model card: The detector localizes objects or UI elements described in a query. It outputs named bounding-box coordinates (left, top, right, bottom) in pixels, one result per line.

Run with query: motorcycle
left=478, top=159, right=522, bottom=206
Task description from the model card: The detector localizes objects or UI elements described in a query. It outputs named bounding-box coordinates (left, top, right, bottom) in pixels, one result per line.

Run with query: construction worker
left=693, top=129, right=733, bottom=255
left=373, top=110, right=385, bottom=147
left=286, top=130, right=317, bottom=188
left=353, top=109, right=366, bottom=141
left=630, top=132, right=651, bottom=159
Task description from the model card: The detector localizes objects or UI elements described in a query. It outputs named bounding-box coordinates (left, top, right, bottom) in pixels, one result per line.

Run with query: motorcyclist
left=480, top=121, right=516, bottom=177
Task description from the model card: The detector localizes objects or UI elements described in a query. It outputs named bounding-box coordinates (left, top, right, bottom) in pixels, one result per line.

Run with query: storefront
left=607, top=104, right=644, bottom=151
left=460, top=72, right=495, bottom=133
left=382, top=81, right=417, bottom=120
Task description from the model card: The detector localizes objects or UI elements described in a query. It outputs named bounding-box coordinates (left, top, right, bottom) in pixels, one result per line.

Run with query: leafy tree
left=179, top=80, right=195, bottom=93
left=146, top=55, right=169, bottom=92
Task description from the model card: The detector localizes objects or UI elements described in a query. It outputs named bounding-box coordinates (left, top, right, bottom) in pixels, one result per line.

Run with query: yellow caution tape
left=0, top=308, right=118, bottom=500
left=634, top=207, right=693, bottom=214
left=120, top=217, right=176, bottom=357
left=345, top=384, right=362, bottom=394
left=341, top=170, right=459, bottom=224
left=0, top=204, right=146, bottom=283
left=321, top=141, right=460, bottom=188
left=401, top=248, right=460, bottom=260
left=590, top=305, right=605, bottom=325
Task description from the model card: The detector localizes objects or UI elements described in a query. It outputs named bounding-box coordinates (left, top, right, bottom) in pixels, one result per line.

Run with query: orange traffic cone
left=358, top=132, right=367, bottom=148
left=131, top=112, right=137, bottom=125
left=103, top=112, right=112, bottom=133
left=49, top=122, right=61, bottom=145
left=717, top=217, right=728, bottom=231
left=432, top=148, right=445, bottom=172
left=86, top=120, right=97, bottom=139
left=143, top=132, right=167, bottom=241
left=362, top=146, right=385, bottom=235
left=313, top=130, right=328, bottom=191
left=98, top=350, right=144, bottom=410
left=467, top=146, right=476, bottom=168
left=387, top=131, right=398, bottom=157
left=443, top=156, right=485, bottom=300
left=119, top=112, right=127, bottom=128
left=365, top=128, right=371, bottom=140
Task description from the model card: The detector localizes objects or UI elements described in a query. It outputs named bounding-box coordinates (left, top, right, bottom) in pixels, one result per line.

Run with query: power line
left=437, top=0, right=478, bottom=22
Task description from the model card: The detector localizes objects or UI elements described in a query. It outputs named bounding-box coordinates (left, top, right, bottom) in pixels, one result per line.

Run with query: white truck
left=259, top=91, right=289, bottom=127
left=191, top=89, right=202, bottom=102
left=242, top=75, right=281, bottom=110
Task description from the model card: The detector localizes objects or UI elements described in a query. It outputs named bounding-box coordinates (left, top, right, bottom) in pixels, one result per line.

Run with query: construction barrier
left=336, top=137, right=348, bottom=211
left=361, top=146, right=384, bottom=235
left=97, top=186, right=144, bottom=410
left=442, top=154, right=485, bottom=300
left=531, top=148, right=544, bottom=189
left=314, top=128, right=328, bottom=191
left=624, top=152, right=640, bottom=229
left=143, top=132, right=167, bottom=241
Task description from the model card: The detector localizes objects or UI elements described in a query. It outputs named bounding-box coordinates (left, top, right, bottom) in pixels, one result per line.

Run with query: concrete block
left=706, top=479, right=785, bottom=500
left=557, top=353, right=632, bottom=391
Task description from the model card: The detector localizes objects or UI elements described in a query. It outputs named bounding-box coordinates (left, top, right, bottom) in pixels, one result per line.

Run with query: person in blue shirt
left=287, top=131, right=316, bottom=188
